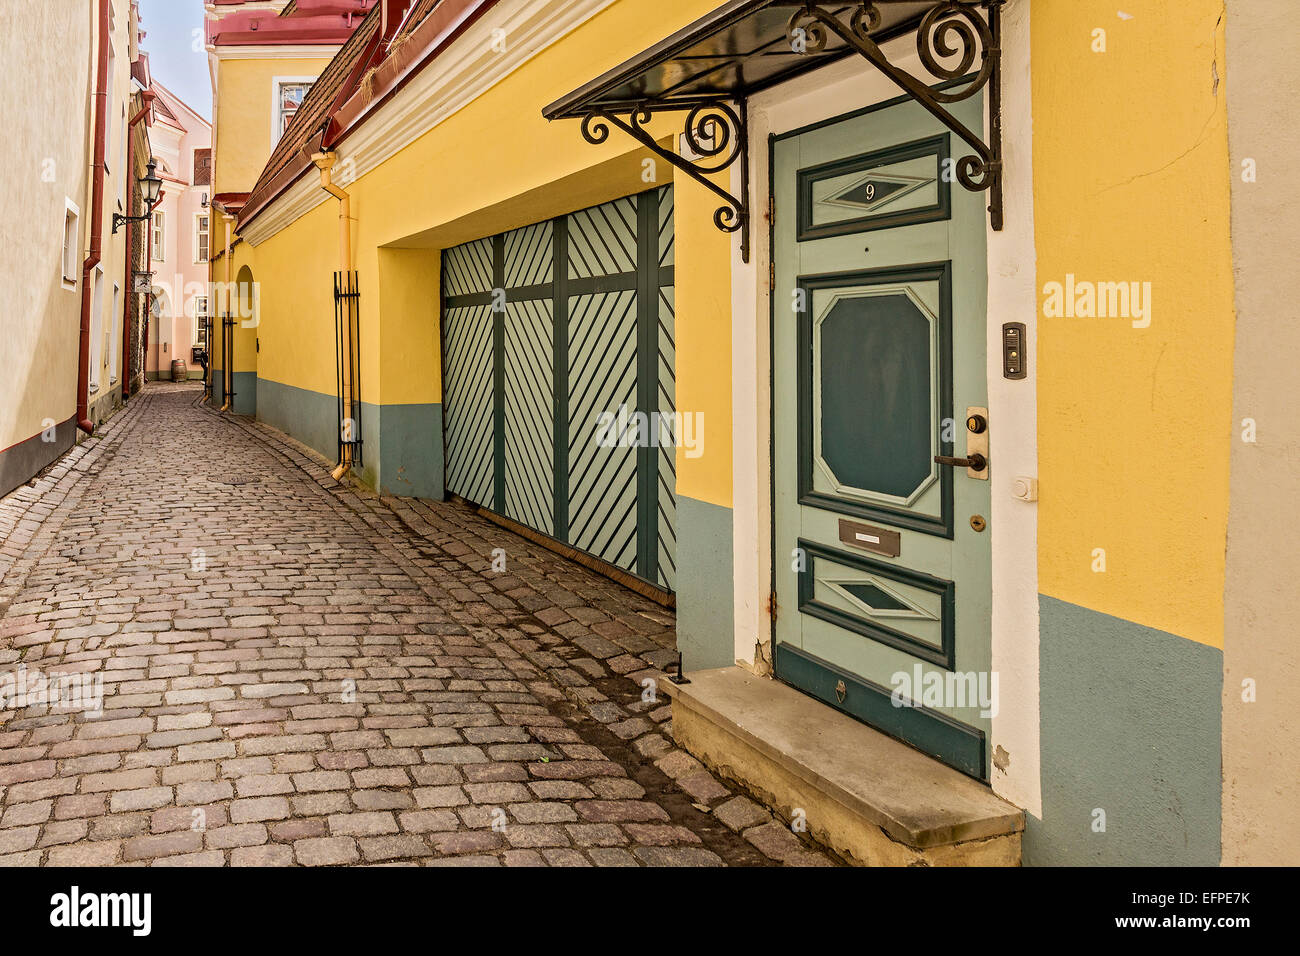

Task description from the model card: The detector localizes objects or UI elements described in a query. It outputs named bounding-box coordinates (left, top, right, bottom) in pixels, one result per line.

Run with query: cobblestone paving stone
left=0, top=383, right=836, bottom=867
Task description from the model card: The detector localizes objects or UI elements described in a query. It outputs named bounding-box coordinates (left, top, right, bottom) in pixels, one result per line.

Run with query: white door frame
left=726, top=7, right=1041, bottom=814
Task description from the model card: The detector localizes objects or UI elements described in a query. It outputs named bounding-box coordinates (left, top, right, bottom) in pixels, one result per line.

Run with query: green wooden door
left=772, top=95, right=992, bottom=779
left=441, top=187, right=677, bottom=592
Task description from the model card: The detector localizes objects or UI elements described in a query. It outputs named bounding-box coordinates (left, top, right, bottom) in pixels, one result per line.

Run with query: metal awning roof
left=543, top=1, right=932, bottom=119
left=543, top=1, right=1003, bottom=260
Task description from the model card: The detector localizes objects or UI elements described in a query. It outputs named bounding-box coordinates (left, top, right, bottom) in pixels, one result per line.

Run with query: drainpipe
left=311, top=151, right=354, bottom=481
left=142, top=210, right=153, bottom=377
left=219, top=212, right=234, bottom=411
left=146, top=194, right=161, bottom=377
left=122, top=90, right=155, bottom=398
left=77, top=0, right=111, bottom=435
left=199, top=210, right=217, bottom=406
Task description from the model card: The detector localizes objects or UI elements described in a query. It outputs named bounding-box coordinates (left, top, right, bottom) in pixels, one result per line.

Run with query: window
left=118, top=105, right=128, bottom=207
left=62, top=199, right=80, bottom=288
left=110, top=284, right=121, bottom=384
left=152, top=211, right=165, bottom=261
left=280, top=83, right=310, bottom=133
left=193, top=295, right=209, bottom=349
left=89, top=268, right=105, bottom=391
left=272, top=78, right=314, bottom=145
left=193, top=148, right=212, bottom=186
left=195, top=213, right=209, bottom=263
left=105, top=41, right=115, bottom=176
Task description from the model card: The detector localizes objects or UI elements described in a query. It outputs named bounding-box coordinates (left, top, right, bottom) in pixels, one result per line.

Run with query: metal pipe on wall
left=76, top=0, right=111, bottom=435
left=311, top=151, right=355, bottom=481
left=122, top=90, right=155, bottom=398
left=219, top=213, right=234, bottom=411
left=143, top=189, right=161, bottom=382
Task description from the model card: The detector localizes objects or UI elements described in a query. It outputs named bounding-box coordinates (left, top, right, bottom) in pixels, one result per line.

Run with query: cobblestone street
left=0, top=384, right=831, bottom=867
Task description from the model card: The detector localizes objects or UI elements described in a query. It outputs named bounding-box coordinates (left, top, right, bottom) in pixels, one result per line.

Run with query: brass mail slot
left=838, top=520, right=900, bottom=557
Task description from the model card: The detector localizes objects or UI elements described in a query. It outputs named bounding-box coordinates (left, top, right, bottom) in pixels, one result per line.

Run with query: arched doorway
left=235, top=266, right=258, bottom=328
left=218, top=266, right=258, bottom=414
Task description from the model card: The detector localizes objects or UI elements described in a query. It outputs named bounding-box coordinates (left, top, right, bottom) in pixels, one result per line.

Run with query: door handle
left=934, top=453, right=987, bottom=471
left=937, top=406, right=989, bottom=480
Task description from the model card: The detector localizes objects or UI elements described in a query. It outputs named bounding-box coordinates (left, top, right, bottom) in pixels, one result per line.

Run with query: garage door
left=442, top=186, right=676, bottom=593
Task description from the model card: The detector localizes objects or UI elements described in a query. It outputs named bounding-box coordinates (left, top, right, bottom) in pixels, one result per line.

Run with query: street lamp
left=111, top=159, right=164, bottom=233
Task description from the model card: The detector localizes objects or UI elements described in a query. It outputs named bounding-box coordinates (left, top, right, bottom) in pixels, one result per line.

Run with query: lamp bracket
left=112, top=196, right=162, bottom=235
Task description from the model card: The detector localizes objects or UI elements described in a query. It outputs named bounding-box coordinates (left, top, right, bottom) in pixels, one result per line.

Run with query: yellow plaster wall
left=213, top=57, right=333, bottom=196
left=374, top=247, right=441, bottom=408
left=342, top=0, right=722, bottom=250
left=672, top=169, right=734, bottom=509
left=242, top=201, right=336, bottom=387
left=0, top=0, right=91, bottom=447
left=1032, top=0, right=1234, bottom=647
left=236, top=0, right=734, bottom=505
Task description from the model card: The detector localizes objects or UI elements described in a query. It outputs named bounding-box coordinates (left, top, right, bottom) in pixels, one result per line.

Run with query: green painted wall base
left=376, top=403, right=444, bottom=500
left=86, top=384, right=122, bottom=432
left=0, top=416, right=76, bottom=499
left=675, top=495, right=734, bottom=671
left=1027, top=595, right=1222, bottom=865
left=210, top=372, right=257, bottom=417
left=255, top=378, right=443, bottom=501
left=256, top=378, right=336, bottom=467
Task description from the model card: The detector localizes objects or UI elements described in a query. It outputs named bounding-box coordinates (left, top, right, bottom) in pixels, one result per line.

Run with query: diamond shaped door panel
left=797, top=540, right=955, bottom=669
left=797, top=134, right=951, bottom=240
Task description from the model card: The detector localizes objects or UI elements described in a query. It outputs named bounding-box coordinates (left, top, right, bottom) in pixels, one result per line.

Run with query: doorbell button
left=1013, top=476, right=1039, bottom=502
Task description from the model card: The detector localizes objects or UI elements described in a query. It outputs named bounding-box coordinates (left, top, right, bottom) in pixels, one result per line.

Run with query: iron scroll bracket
left=788, top=0, right=1004, bottom=230
left=556, top=0, right=1004, bottom=258
left=580, top=99, right=751, bottom=262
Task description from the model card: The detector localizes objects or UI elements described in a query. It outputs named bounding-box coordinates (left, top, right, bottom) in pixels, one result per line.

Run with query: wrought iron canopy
left=543, top=1, right=1004, bottom=261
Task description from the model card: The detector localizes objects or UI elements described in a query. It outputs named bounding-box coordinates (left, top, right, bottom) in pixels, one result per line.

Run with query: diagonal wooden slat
left=568, top=196, right=637, bottom=278
left=441, top=303, right=494, bottom=506
left=503, top=298, right=555, bottom=534
left=444, top=238, right=494, bottom=296
left=658, top=185, right=675, bottom=269
left=504, top=220, right=554, bottom=289
left=567, top=289, right=638, bottom=570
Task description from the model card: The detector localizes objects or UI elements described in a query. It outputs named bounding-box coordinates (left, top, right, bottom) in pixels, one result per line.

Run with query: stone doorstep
left=660, top=667, right=1024, bottom=865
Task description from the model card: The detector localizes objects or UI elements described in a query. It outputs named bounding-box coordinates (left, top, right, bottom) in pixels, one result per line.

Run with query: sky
left=138, top=0, right=211, bottom=121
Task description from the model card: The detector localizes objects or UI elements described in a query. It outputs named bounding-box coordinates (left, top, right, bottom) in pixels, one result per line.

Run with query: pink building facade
left=144, top=82, right=212, bottom=381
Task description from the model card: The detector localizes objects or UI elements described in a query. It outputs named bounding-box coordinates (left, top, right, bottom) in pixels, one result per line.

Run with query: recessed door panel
left=798, top=266, right=953, bottom=536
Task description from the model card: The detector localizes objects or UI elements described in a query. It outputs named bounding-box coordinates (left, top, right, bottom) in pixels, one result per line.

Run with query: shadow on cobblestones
left=0, top=383, right=834, bottom=867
